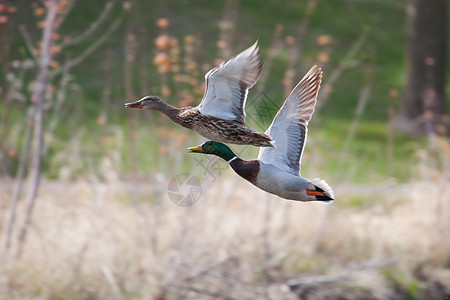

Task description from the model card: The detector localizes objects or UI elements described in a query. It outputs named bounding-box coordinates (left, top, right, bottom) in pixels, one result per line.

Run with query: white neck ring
left=227, top=156, right=238, bottom=164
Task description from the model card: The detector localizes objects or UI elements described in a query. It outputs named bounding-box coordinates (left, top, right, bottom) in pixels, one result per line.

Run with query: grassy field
left=3, top=0, right=439, bottom=182
left=0, top=176, right=449, bottom=299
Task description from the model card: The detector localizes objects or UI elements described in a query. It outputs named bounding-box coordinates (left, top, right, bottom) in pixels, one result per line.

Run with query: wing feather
left=257, top=66, right=322, bottom=175
left=197, top=41, right=263, bottom=123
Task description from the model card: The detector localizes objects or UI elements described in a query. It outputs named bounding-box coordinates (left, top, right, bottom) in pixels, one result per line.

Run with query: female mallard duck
left=125, top=42, right=274, bottom=147
left=188, top=65, right=334, bottom=202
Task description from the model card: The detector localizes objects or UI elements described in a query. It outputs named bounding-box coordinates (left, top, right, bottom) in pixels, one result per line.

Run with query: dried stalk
left=161, top=210, right=189, bottom=287
left=435, top=170, right=449, bottom=223
left=102, top=49, right=113, bottom=108
left=315, top=28, right=368, bottom=111
left=43, top=69, right=71, bottom=155
left=261, top=194, right=271, bottom=299
left=310, top=63, right=372, bottom=254
left=217, top=0, right=239, bottom=59
left=193, top=177, right=240, bottom=261
left=138, top=26, right=149, bottom=97
left=336, top=63, right=373, bottom=179
left=387, top=97, right=396, bottom=175
left=283, top=0, right=317, bottom=98
left=309, top=206, right=329, bottom=255
left=181, top=254, right=236, bottom=282
left=0, top=108, right=34, bottom=265
left=66, top=234, right=92, bottom=291
left=15, top=0, right=58, bottom=260
left=0, top=15, right=13, bottom=176
left=178, top=285, right=235, bottom=300
left=256, top=24, right=283, bottom=93
left=101, top=265, right=124, bottom=300
left=124, top=0, right=138, bottom=176
left=285, top=256, right=400, bottom=287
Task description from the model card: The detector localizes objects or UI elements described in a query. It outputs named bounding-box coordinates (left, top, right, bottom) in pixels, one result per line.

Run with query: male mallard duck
left=188, top=65, right=334, bottom=202
left=125, top=42, right=274, bottom=147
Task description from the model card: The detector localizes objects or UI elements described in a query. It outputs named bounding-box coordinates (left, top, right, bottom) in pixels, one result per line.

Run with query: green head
left=187, top=141, right=237, bottom=162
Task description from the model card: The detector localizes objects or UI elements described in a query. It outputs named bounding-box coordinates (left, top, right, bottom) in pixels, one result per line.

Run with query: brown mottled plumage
left=125, top=42, right=274, bottom=147
left=126, top=100, right=273, bottom=146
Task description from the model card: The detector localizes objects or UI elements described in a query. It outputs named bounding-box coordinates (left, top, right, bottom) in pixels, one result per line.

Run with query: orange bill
left=125, top=101, right=144, bottom=109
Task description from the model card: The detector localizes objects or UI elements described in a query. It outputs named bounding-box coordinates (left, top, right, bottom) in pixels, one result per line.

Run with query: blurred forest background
left=0, top=0, right=449, bottom=299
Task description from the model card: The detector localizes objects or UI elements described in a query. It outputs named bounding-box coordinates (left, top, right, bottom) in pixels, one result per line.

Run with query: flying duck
left=187, top=65, right=334, bottom=202
left=125, top=42, right=273, bottom=147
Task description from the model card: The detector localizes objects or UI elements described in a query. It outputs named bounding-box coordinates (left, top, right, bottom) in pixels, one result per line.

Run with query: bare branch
left=54, top=0, right=76, bottom=29
left=256, top=24, right=283, bottom=93
left=285, top=256, right=401, bottom=287
left=18, top=25, right=37, bottom=60
left=61, top=1, right=115, bottom=49
left=283, top=0, right=317, bottom=98
left=44, top=70, right=72, bottom=155
left=50, top=16, right=123, bottom=78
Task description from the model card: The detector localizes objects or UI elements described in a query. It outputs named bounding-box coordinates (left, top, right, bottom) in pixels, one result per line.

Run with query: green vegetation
left=3, top=0, right=446, bottom=184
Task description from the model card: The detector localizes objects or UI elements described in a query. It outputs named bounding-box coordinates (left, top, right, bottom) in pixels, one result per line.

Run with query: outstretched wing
left=197, top=41, right=263, bottom=123
left=257, top=65, right=322, bottom=175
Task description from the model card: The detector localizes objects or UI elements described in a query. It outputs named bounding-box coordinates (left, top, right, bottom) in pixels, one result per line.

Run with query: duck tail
left=308, top=178, right=334, bottom=204
left=248, top=132, right=275, bottom=147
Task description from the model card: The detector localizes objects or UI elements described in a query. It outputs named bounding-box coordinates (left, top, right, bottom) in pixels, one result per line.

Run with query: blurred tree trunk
left=16, top=0, right=58, bottom=259
left=0, top=2, right=12, bottom=176
left=396, top=0, right=448, bottom=136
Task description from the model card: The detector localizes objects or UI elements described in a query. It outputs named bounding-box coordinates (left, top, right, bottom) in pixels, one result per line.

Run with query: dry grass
left=0, top=174, right=449, bottom=299
left=2, top=2, right=449, bottom=299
